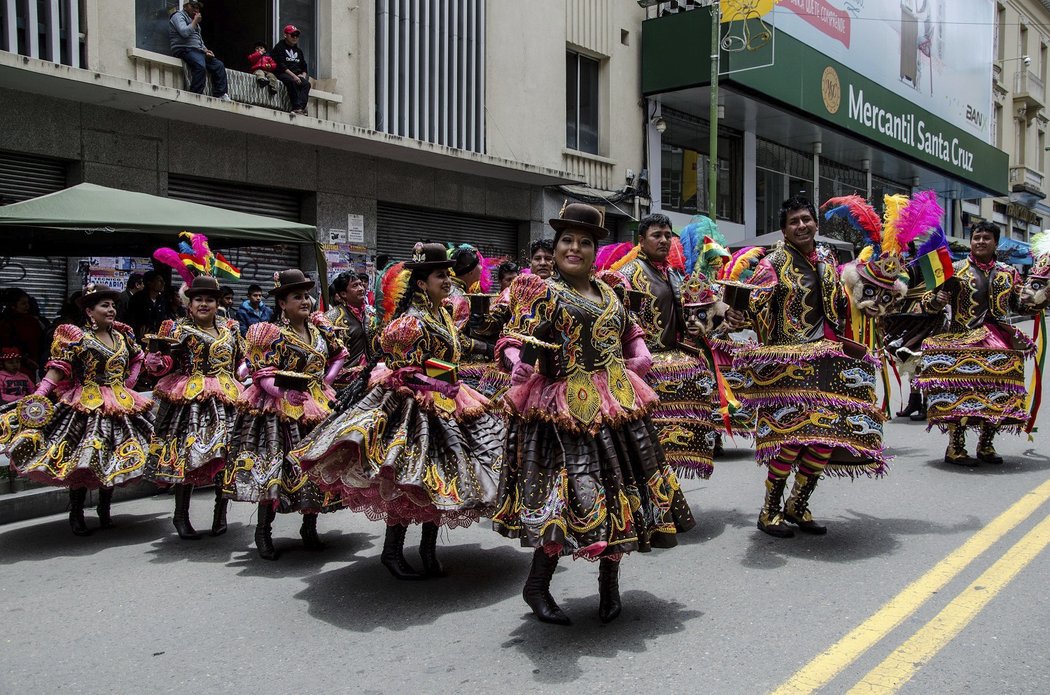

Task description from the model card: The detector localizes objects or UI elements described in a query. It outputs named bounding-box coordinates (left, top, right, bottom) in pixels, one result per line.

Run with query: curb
left=0, top=482, right=166, bottom=526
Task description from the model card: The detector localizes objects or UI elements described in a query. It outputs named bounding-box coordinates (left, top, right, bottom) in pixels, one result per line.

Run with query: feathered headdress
left=153, top=231, right=241, bottom=285
left=724, top=246, right=765, bottom=282
left=668, top=237, right=686, bottom=274
left=892, top=190, right=943, bottom=257
left=679, top=215, right=729, bottom=277
left=595, top=241, right=638, bottom=272
left=379, top=261, right=409, bottom=324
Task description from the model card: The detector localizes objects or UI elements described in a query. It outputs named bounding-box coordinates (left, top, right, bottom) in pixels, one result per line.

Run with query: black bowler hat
left=77, top=284, right=120, bottom=309
left=268, top=268, right=316, bottom=297
left=185, top=276, right=224, bottom=299
left=404, top=242, right=455, bottom=271
left=549, top=202, right=609, bottom=240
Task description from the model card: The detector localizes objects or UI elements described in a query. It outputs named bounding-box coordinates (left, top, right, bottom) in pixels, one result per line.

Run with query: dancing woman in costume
left=492, top=202, right=695, bottom=625
left=143, top=276, right=244, bottom=540
left=223, top=269, right=347, bottom=560
left=324, top=270, right=376, bottom=388
left=292, top=242, right=504, bottom=580
left=0, top=285, right=152, bottom=535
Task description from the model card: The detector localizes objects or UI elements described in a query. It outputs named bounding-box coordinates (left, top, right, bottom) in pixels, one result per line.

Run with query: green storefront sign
left=642, top=11, right=1008, bottom=195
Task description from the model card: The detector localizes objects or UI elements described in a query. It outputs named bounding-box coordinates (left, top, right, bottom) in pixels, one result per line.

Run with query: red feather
left=595, top=242, right=634, bottom=271
left=822, top=195, right=881, bottom=241
left=668, top=238, right=685, bottom=273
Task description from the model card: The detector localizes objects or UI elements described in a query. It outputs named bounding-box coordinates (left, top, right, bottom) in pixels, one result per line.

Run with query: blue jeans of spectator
left=174, top=48, right=228, bottom=96
left=278, top=73, right=311, bottom=110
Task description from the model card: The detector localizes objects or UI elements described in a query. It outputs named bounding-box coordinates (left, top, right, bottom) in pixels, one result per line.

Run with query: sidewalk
left=0, top=479, right=164, bottom=525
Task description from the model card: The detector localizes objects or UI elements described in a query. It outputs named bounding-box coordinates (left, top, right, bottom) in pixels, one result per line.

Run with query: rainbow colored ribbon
left=1025, top=310, right=1046, bottom=439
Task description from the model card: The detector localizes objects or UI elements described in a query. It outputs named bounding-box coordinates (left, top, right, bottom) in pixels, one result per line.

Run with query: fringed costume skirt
left=144, top=397, right=237, bottom=486
left=645, top=349, right=716, bottom=479
left=291, top=383, right=504, bottom=528
left=734, top=339, right=887, bottom=478
left=914, top=325, right=1032, bottom=433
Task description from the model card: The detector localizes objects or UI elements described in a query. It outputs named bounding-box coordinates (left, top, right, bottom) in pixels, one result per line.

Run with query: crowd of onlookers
left=169, top=1, right=313, bottom=115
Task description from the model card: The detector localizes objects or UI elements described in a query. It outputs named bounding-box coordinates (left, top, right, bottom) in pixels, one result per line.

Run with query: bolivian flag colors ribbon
left=1025, top=311, right=1046, bottom=439
left=424, top=357, right=458, bottom=384
left=699, top=338, right=740, bottom=437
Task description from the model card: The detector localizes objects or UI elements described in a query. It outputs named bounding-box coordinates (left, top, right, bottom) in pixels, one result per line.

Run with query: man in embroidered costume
left=726, top=196, right=888, bottom=538
left=915, top=221, right=1050, bottom=466
left=599, top=214, right=716, bottom=478
left=324, top=271, right=376, bottom=386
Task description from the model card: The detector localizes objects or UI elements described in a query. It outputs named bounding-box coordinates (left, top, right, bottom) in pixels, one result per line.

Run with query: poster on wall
left=80, top=256, right=153, bottom=291
left=772, top=0, right=994, bottom=142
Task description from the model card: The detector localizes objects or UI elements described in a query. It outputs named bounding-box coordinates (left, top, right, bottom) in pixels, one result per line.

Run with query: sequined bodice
left=750, top=243, right=842, bottom=345
left=279, top=324, right=332, bottom=378
left=76, top=332, right=134, bottom=386
left=177, top=322, right=239, bottom=377
left=618, top=256, right=683, bottom=352
left=945, top=260, right=1020, bottom=330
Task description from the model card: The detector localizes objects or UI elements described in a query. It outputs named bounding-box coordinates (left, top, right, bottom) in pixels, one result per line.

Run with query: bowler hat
left=549, top=202, right=609, bottom=240
left=405, top=242, right=455, bottom=271
left=77, top=284, right=120, bottom=309
left=268, top=268, right=316, bottom=297
left=185, top=276, right=224, bottom=299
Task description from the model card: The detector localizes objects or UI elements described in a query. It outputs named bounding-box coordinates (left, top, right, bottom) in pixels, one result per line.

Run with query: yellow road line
left=846, top=511, right=1050, bottom=694
left=770, top=478, right=1050, bottom=695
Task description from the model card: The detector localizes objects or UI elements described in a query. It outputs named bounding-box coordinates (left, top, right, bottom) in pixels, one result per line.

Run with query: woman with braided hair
left=0, top=284, right=153, bottom=535
left=291, top=242, right=504, bottom=580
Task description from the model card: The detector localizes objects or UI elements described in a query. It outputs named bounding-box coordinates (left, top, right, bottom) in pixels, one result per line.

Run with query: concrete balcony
left=1014, top=69, right=1045, bottom=111
left=562, top=148, right=616, bottom=190
left=1008, top=165, right=1046, bottom=206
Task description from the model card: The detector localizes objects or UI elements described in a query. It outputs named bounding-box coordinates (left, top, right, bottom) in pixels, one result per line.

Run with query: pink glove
left=256, top=376, right=286, bottom=400
left=501, top=345, right=521, bottom=372
left=144, top=353, right=173, bottom=376
left=410, top=373, right=460, bottom=399
left=622, top=333, right=653, bottom=378
left=32, top=377, right=58, bottom=398
left=510, top=361, right=534, bottom=386
left=235, top=360, right=250, bottom=381
left=125, top=354, right=144, bottom=389
left=324, top=355, right=347, bottom=387
left=286, top=390, right=309, bottom=407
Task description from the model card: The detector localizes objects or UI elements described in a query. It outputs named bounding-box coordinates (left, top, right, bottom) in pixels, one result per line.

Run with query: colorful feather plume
left=880, top=194, right=910, bottom=250
left=822, top=195, right=881, bottom=243
left=668, top=237, right=686, bottom=273
left=679, top=215, right=724, bottom=274
left=379, top=261, right=408, bottom=324
left=610, top=244, right=640, bottom=272
left=915, top=225, right=949, bottom=259
left=892, top=190, right=943, bottom=256
left=1032, top=230, right=1050, bottom=260
left=152, top=247, right=195, bottom=285
left=725, top=245, right=765, bottom=282
left=595, top=242, right=635, bottom=271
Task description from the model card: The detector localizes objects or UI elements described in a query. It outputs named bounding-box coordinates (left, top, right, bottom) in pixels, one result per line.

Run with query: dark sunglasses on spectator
left=290, top=31, right=301, bottom=37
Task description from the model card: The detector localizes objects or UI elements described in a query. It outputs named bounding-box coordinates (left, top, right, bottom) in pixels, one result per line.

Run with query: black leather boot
left=254, top=503, right=278, bottom=560
left=96, top=487, right=115, bottom=529
left=910, top=395, right=928, bottom=421
left=172, top=484, right=202, bottom=540
left=598, top=558, right=622, bottom=623
left=419, top=522, right=446, bottom=578
left=210, top=482, right=228, bottom=536
left=897, top=390, right=922, bottom=418
left=299, top=513, right=326, bottom=550
left=784, top=472, right=827, bottom=535
left=69, top=488, right=91, bottom=536
left=523, top=549, right=571, bottom=625
left=380, top=524, right=423, bottom=580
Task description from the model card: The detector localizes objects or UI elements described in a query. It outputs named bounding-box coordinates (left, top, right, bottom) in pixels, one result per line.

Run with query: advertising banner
left=774, top=0, right=994, bottom=142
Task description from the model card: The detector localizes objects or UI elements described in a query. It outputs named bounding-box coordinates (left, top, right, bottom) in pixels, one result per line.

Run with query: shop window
left=659, top=108, right=743, bottom=223
left=135, top=1, right=318, bottom=76
left=566, top=51, right=600, bottom=154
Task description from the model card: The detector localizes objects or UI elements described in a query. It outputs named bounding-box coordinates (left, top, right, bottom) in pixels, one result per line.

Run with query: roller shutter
left=0, top=151, right=71, bottom=319
left=167, top=175, right=304, bottom=302
left=376, top=203, right=522, bottom=268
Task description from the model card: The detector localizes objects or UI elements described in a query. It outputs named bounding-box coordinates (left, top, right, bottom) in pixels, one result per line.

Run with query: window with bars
left=566, top=51, right=600, bottom=155
left=375, top=0, right=486, bottom=153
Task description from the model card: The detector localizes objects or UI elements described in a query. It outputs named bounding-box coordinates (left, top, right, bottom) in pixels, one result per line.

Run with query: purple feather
left=915, top=226, right=949, bottom=258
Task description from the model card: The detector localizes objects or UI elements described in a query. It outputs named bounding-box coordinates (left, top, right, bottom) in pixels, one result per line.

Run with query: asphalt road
left=2, top=387, right=1049, bottom=693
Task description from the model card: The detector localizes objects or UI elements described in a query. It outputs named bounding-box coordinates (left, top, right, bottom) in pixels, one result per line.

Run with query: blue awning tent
left=998, top=237, right=1032, bottom=266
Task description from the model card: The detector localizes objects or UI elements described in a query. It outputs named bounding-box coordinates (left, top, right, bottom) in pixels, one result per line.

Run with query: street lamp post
left=708, top=1, right=720, bottom=221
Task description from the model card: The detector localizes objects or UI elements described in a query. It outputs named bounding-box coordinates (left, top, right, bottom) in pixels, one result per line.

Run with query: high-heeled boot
left=784, top=472, right=827, bottom=535
left=96, top=487, right=115, bottom=529
left=598, top=558, right=622, bottom=623
left=299, top=513, right=326, bottom=550
left=380, top=524, right=423, bottom=580
left=419, top=522, right=446, bottom=577
left=522, top=549, right=571, bottom=625
left=210, top=482, right=228, bottom=536
left=69, top=488, right=91, bottom=537
left=172, top=484, right=202, bottom=540
left=910, top=395, right=928, bottom=421
left=897, top=390, right=922, bottom=418
left=757, top=477, right=794, bottom=538
left=254, top=503, right=278, bottom=560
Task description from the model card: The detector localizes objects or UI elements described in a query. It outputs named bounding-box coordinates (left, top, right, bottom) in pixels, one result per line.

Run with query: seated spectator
left=218, top=286, right=235, bottom=319
left=169, top=1, right=232, bottom=102
left=248, top=41, right=279, bottom=95
left=236, top=284, right=274, bottom=335
left=272, top=25, right=311, bottom=115
left=117, top=272, right=144, bottom=324
left=0, top=346, right=34, bottom=404
left=0, top=288, right=45, bottom=375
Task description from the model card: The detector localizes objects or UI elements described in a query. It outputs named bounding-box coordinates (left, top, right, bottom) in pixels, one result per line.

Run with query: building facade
left=0, top=0, right=648, bottom=315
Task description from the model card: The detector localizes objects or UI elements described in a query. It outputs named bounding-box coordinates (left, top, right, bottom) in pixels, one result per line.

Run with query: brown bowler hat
left=185, top=276, right=224, bottom=299
left=77, top=284, right=121, bottom=309
left=404, top=242, right=455, bottom=271
left=549, top=202, right=609, bottom=240
left=268, top=268, right=316, bottom=297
